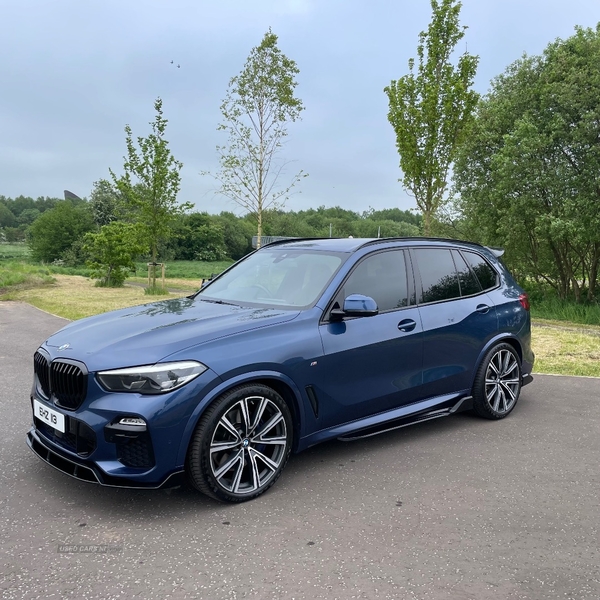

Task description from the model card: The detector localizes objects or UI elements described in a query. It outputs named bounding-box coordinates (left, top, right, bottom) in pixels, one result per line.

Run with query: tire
left=472, top=343, right=522, bottom=420
left=187, top=384, right=293, bottom=502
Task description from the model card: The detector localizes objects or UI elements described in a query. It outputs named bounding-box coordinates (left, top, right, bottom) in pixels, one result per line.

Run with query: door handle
left=397, top=319, right=416, bottom=332
left=476, top=304, right=490, bottom=314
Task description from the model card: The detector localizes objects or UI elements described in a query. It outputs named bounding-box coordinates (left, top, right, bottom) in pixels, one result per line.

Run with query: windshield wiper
left=196, top=297, right=237, bottom=306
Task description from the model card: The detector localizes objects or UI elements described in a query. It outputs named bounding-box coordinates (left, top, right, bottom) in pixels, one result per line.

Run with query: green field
left=133, top=259, right=234, bottom=280
left=0, top=243, right=30, bottom=261
left=0, top=243, right=234, bottom=292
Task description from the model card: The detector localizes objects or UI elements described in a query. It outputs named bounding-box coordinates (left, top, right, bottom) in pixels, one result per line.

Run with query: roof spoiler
left=485, top=246, right=505, bottom=258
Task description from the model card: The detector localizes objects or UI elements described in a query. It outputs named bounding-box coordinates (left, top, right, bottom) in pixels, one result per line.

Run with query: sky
left=1, top=0, right=599, bottom=216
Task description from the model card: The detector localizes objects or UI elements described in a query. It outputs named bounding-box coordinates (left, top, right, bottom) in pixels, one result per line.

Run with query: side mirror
left=330, top=294, right=378, bottom=321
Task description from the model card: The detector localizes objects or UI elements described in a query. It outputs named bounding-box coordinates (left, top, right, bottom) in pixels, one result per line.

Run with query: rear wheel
left=472, top=343, right=522, bottom=419
left=187, top=384, right=293, bottom=502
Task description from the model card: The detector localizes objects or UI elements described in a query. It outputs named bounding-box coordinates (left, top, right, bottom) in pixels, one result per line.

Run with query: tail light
left=519, top=293, right=530, bottom=311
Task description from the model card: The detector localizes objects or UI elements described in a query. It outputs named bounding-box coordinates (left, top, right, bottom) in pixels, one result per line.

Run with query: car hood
left=44, top=297, right=300, bottom=371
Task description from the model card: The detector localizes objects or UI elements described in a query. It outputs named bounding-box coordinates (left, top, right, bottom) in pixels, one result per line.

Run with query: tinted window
left=414, top=248, right=460, bottom=303
left=342, top=250, right=408, bottom=312
left=463, top=251, right=498, bottom=291
left=452, top=250, right=482, bottom=296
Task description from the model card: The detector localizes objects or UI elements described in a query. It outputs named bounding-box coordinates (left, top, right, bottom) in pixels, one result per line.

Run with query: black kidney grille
left=34, top=351, right=51, bottom=398
left=50, top=360, right=87, bottom=410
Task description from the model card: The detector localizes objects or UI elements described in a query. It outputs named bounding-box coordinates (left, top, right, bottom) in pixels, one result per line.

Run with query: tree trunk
left=588, top=243, right=599, bottom=302
left=423, top=210, right=431, bottom=236
left=256, top=211, right=262, bottom=249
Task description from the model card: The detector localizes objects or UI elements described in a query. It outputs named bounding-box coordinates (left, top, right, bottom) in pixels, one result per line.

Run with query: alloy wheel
left=209, top=395, right=288, bottom=495
left=485, top=349, right=521, bottom=414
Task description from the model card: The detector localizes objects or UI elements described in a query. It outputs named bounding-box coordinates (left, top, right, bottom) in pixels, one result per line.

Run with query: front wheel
left=187, top=384, right=293, bottom=502
left=472, top=343, right=522, bottom=419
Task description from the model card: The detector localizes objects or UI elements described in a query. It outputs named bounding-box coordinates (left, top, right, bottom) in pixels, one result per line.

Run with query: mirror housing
left=330, top=294, right=378, bottom=321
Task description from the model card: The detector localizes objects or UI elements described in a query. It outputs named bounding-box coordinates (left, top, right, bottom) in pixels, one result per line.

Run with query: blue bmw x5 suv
left=28, top=237, right=534, bottom=502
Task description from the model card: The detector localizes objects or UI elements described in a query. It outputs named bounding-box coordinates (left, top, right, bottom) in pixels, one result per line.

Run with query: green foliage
left=384, top=0, right=478, bottom=234
left=111, top=98, right=189, bottom=287
left=89, top=179, right=122, bottom=228
left=261, top=205, right=421, bottom=239
left=168, top=213, right=228, bottom=261
left=453, top=24, right=600, bottom=302
left=84, top=222, right=146, bottom=287
left=216, top=212, right=254, bottom=259
left=17, top=208, right=40, bottom=226
left=0, top=203, right=17, bottom=228
left=204, top=29, right=307, bottom=247
left=27, top=201, right=95, bottom=263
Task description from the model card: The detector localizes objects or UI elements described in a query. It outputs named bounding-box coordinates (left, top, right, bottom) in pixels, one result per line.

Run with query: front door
left=315, top=250, right=424, bottom=430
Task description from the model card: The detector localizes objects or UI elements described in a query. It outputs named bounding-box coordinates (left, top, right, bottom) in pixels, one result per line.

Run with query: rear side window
left=413, top=249, right=460, bottom=303
left=342, top=250, right=408, bottom=312
left=462, top=251, right=498, bottom=291
left=452, top=250, right=482, bottom=296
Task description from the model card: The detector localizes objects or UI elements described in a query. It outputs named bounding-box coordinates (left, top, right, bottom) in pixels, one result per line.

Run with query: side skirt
left=336, top=396, right=473, bottom=442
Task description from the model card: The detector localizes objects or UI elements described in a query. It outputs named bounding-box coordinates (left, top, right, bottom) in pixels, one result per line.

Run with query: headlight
left=97, top=361, right=207, bottom=394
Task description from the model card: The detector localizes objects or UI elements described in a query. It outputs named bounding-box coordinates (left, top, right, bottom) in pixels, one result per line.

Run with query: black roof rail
left=356, top=236, right=488, bottom=249
left=259, top=237, right=329, bottom=248
left=257, top=236, right=505, bottom=257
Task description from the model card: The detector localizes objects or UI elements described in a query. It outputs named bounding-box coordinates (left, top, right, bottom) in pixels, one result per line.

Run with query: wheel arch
left=176, top=371, right=306, bottom=466
left=470, top=334, right=523, bottom=391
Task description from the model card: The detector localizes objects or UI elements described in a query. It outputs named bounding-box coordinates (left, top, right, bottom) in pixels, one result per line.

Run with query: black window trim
left=321, top=248, right=415, bottom=324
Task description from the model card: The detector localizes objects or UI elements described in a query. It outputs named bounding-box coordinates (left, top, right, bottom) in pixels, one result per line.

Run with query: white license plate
left=33, top=399, right=65, bottom=433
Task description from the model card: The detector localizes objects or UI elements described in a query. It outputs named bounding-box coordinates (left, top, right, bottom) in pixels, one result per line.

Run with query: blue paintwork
left=29, top=237, right=534, bottom=487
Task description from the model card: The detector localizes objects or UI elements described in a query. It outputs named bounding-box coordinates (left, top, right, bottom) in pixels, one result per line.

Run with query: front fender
left=175, top=370, right=306, bottom=467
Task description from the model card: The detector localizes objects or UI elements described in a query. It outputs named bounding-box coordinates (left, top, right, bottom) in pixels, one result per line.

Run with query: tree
left=27, top=201, right=94, bottom=262
left=216, top=212, right=254, bottom=260
left=17, top=208, right=40, bottom=226
left=205, top=29, right=306, bottom=248
left=89, top=179, right=122, bottom=228
left=111, top=98, right=189, bottom=288
left=452, top=25, right=600, bottom=301
left=84, top=222, right=146, bottom=287
left=168, top=213, right=227, bottom=261
left=384, top=0, right=478, bottom=235
left=0, top=202, right=17, bottom=228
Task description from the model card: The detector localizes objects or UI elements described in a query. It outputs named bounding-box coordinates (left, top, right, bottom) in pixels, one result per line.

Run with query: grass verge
left=1, top=274, right=188, bottom=320
left=0, top=261, right=55, bottom=292
left=531, top=321, right=600, bottom=377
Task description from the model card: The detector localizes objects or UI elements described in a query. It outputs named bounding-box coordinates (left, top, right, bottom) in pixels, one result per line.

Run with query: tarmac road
left=0, top=301, right=599, bottom=600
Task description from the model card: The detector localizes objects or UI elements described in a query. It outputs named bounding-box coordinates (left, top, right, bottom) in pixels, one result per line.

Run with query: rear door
left=315, top=249, right=424, bottom=429
left=411, top=247, right=498, bottom=398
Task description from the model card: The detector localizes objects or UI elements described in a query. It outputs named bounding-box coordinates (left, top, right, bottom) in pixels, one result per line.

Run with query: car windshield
left=198, top=248, right=346, bottom=308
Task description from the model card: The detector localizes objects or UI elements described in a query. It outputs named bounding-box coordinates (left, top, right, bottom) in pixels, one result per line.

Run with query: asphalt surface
left=0, top=301, right=599, bottom=600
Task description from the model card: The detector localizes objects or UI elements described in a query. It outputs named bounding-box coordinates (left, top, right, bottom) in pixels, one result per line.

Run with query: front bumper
left=27, top=427, right=185, bottom=488
left=27, top=361, right=222, bottom=488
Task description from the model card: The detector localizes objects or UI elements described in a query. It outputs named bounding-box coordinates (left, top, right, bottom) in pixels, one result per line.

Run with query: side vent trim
left=305, top=386, right=319, bottom=418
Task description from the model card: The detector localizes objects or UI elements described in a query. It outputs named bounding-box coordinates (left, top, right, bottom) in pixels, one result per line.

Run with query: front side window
left=199, top=248, right=345, bottom=308
left=340, top=250, right=409, bottom=312
left=414, top=248, right=461, bottom=304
